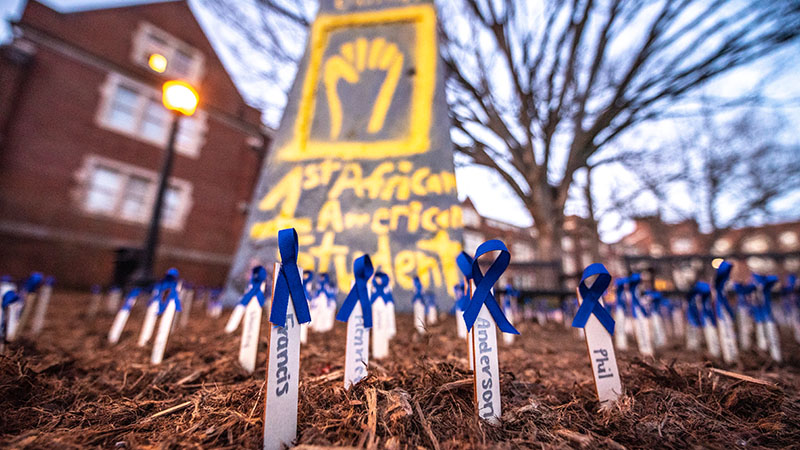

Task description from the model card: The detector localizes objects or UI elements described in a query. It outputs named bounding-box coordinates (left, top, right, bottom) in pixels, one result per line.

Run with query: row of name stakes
left=1, top=228, right=796, bottom=448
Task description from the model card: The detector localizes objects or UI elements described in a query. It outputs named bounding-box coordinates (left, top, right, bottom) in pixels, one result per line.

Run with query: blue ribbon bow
left=412, top=276, right=424, bottom=305
left=714, top=261, right=735, bottom=320
left=303, top=270, right=315, bottom=300
left=24, top=272, right=43, bottom=293
left=571, top=263, right=615, bottom=335
left=319, top=273, right=337, bottom=304
left=687, top=282, right=710, bottom=326
left=158, top=277, right=181, bottom=316
left=628, top=274, right=648, bottom=318
left=462, top=239, right=519, bottom=334
left=371, top=271, right=393, bottom=304
left=121, top=288, right=141, bottom=311
left=696, top=282, right=716, bottom=326
left=753, top=273, right=779, bottom=322
left=336, top=254, right=374, bottom=327
left=239, top=266, right=267, bottom=308
left=270, top=229, right=312, bottom=327
left=456, top=252, right=473, bottom=280
left=2, top=290, right=20, bottom=308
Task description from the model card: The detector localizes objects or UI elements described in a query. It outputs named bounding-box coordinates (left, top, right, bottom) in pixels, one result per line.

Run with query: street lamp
left=135, top=80, right=199, bottom=286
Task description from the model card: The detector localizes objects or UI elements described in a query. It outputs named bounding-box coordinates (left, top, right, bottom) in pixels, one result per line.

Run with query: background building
left=0, top=0, right=266, bottom=288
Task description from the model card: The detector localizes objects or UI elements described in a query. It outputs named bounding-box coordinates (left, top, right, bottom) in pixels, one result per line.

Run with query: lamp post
left=135, top=80, right=198, bottom=286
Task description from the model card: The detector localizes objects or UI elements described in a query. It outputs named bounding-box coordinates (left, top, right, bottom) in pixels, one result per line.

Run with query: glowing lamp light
left=148, top=53, right=168, bottom=73
left=162, top=81, right=199, bottom=116
left=711, top=258, right=725, bottom=269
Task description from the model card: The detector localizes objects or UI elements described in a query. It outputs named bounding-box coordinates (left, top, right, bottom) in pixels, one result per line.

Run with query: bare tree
left=440, top=0, right=800, bottom=259
left=604, top=110, right=800, bottom=242
left=203, top=0, right=800, bottom=259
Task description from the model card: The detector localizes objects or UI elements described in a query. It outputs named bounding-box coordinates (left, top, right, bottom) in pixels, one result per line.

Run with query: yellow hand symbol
left=323, top=37, right=404, bottom=140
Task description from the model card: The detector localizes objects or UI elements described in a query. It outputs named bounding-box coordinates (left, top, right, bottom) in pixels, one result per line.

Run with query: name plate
left=239, top=297, right=264, bottom=373
left=413, top=301, right=426, bottom=335
left=263, top=262, right=301, bottom=450
left=344, top=301, right=369, bottom=390
left=371, top=298, right=389, bottom=360
left=470, top=304, right=500, bottom=425
left=717, top=311, right=738, bottom=363
left=151, top=300, right=177, bottom=364
left=703, top=323, right=720, bottom=358
left=765, top=320, right=782, bottom=362
left=225, top=304, right=246, bottom=333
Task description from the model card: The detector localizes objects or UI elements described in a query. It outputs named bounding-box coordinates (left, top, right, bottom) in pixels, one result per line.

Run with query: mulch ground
left=1, top=291, right=799, bottom=449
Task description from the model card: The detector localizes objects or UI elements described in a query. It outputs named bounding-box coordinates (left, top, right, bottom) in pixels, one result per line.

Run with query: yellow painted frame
left=277, top=5, right=436, bottom=161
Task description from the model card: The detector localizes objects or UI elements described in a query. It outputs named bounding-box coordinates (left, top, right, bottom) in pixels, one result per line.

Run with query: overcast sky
left=2, top=0, right=799, bottom=243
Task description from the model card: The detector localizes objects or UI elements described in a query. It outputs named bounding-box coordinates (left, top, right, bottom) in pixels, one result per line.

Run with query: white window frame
left=96, top=72, right=207, bottom=158
left=75, top=155, right=193, bottom=230
left=131, top=22, right=205, bottom=83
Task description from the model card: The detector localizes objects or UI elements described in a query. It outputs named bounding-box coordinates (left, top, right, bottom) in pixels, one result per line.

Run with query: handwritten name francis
left=352, top=314, right=367, bottom=382
left=275, top=314, right=295, bottom=397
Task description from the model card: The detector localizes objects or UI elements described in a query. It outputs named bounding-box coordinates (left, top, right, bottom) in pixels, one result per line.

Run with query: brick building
left=0, top=1, right=266, bottom=288
left=460, top=198, right=600, bottom=292
left=614, top=216, right=800, bottom=289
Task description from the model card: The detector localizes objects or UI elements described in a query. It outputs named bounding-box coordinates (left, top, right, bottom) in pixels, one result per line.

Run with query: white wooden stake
left=239, top=295, right=264, bottom=373
left=765, top=319, right=782, bottom=362
left=613, top=307, right=628, bottom=350
left=138, top=300, right=160, bottom=347
left=413, top=300, right=426, bottom=335
left=6, top=301, right=22, bottom=341
left=717, top=309, right=739, bottom=364
left=703, top=322, right=721, bottom=358
left=344, top=301, right=369, bottom=390
left=633, top=314, right=654, bottom=357
left=30, top=283, right=52, bottom=336
left=672, top=306, right=685, bottom=338
left=502, top=300, right=515, bottom=345
left=263, top=262, right=301, bottom=450
left=576, top=288, right=622, bottom=407
left=386, top=299, right=396, bottom=338
left=151, top=300, right=176, bottom=364
left=470, top=302, right=501, bottom=425
left=225, top=304, right=246, bottom=333
left=651, top=313, right=667, bottom=348
left=371, top=297, right=389, bottom=360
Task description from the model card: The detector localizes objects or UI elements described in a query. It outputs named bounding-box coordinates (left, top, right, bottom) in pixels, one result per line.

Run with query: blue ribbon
left=503, top=284, right=519, bottom=311
left=687, top=282, right=711, bottom=326
left=412, top=276, right=424, bottom=305
left=371, top=271, right=393, bottom=304
left=157, top=278, right=182, bottom=315
left=303, top=270, right=315, bottom=300
left=121, top=288, right=141, bottom=311
left=628, top=274, right=648, bottom=318
left=336, top=254, right=374, bottom=327
left=453, top=282, right=468, bottom=312
left=646, top=291, right=664, bottom=315
left=270, top=229, right=312, bottom=327
left=714, top=261, right=735, bottom=320
left=456, top=251, right=473, bottom=280
left=319, top=273, right=337, bottom=304
left=24, top=272, right=43, bottom=293
left=2, top=290, right=20, bottom=308
left=571, top=263, right=615, bottom=334
left=463, top=239, right=519, bottom=334
left=614, top=277, right=627, bottom=313
left=238, top=266, right=267, bottom=308
left=753, top=273, right=779, bottom=322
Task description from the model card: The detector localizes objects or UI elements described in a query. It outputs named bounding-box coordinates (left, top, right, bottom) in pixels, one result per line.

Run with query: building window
left=742, top=235, right=770, bottom=254
left=77, top=155, right=192, bottom=230
left=96, top=73, right=207, bottom=158
left=712, top=238, right=732, bottom=255
left=779, top=231, right=799, bottom=250
left=131, top=22, right=205, bottom=83
left=462, top=207, right=481, bottom=228
left=463, top=231, right=484, bottom=254
left=671, top=238, right=693, bottom=254
left=511, top=242, right=534, bottom=262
